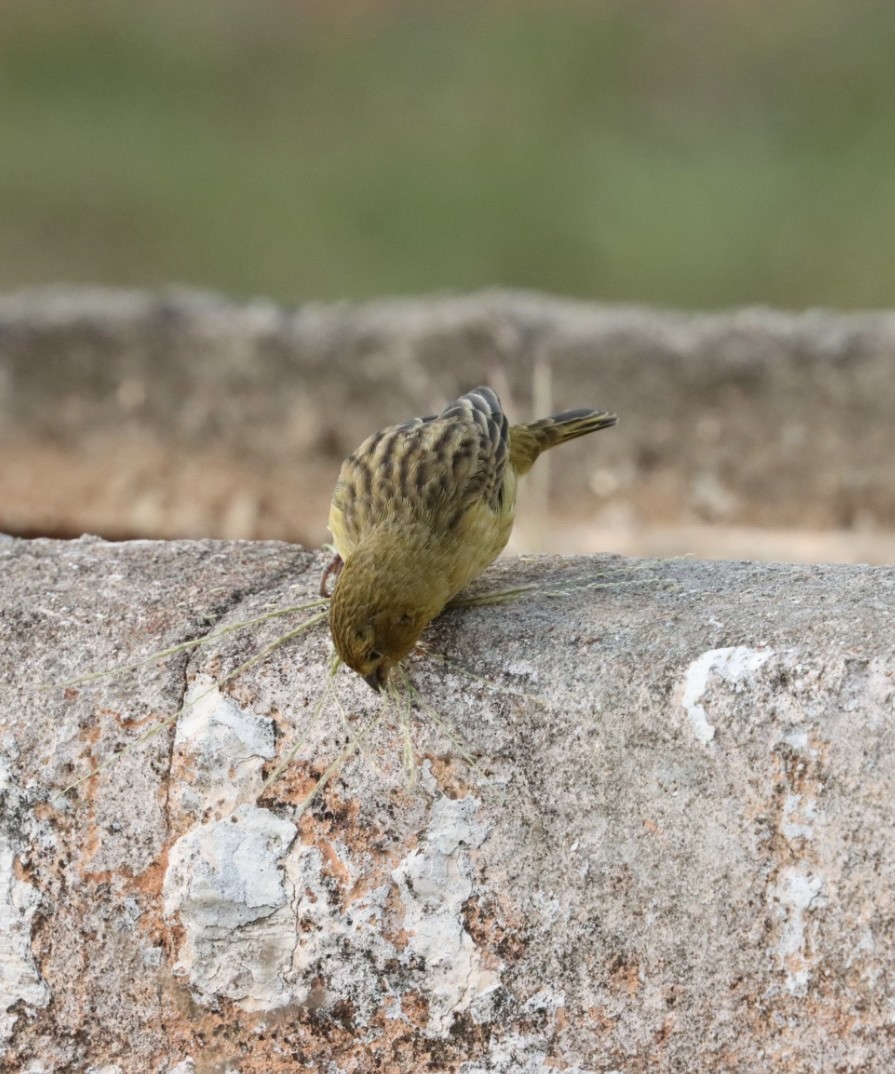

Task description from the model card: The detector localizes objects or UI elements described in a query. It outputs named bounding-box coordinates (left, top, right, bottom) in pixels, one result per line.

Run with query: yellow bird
left=323, top=387, right=617, bottom=689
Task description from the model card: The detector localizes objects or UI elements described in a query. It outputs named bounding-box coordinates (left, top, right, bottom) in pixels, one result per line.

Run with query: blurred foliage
left=1, top=0, right=895, bottom=307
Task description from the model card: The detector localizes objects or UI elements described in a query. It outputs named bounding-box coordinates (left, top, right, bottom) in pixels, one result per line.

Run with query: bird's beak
left=364, top=668, right=386, bottom=692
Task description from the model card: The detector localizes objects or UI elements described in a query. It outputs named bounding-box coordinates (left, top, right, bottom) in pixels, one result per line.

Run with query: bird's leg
left=319, top=553, right=344, bottom=597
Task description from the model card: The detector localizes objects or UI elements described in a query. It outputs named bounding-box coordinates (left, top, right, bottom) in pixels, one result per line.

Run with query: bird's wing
left=330, top=387, right=510, bottom=547
left=434, top=387, right=509, bottom=509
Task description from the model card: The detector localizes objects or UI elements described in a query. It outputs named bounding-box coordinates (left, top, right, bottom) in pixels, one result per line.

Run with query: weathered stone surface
left=2, top=287, right=895, bottom=558
left=1, top=536, right=894, bottom=1072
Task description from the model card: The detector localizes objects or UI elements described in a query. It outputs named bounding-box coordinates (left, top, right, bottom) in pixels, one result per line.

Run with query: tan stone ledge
left=2, top=287, right=895, bottom=550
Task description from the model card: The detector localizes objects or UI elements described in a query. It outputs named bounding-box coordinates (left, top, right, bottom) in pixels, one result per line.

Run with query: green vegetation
left=2, top=0, right=894, bottom=308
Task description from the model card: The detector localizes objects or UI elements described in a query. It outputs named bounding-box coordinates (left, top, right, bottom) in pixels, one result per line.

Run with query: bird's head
left=328, top=547, right=447, bottom=691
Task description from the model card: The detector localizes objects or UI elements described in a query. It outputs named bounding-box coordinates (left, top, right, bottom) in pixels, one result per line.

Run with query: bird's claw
left=319, top=553, right=344, bottom=598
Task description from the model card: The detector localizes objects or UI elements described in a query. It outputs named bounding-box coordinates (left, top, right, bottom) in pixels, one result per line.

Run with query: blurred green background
left=2, top=0, right=894, bottom=308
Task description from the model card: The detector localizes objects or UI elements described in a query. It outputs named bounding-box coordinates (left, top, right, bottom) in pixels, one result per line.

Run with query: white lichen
left=392, top=795, right=498, bottom=1032
left=0, top=759, right=50, bottom=1051
left=163, top=804, right=297, bottom=1010
left=682, top=646, right=773, bottom=745
left=768, top=866, right=824, bottom=995
left=173, top=675, right=275, bottom=816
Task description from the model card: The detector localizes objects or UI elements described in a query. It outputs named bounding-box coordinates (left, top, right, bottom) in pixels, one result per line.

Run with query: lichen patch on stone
left=0, top=841, right=50, bottom=1048
left=681, top=645, right=773, bottom=745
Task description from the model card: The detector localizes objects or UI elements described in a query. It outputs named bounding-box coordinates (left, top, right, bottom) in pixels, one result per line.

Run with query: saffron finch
left=324, top=386, right=617, bottom=689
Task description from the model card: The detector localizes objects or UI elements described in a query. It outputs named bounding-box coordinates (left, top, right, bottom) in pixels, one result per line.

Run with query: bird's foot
left=319, top=553, right=344, bottom=597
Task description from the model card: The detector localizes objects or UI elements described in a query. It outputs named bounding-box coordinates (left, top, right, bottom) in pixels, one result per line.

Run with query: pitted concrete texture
left=1, top=536, right=894, bottom=1072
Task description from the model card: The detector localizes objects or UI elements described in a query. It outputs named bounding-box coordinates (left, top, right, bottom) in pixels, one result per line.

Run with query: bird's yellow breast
left=328, top=456, right=518, bottom=600
left=437, top=462, right=518, bottom=597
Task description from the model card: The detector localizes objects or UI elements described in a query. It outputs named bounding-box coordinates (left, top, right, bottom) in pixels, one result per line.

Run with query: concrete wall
left=2, top=287, right=894, bottom=561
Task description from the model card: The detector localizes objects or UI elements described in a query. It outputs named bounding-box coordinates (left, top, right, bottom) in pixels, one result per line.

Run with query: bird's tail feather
left=510, top=408, right=617, bottom=474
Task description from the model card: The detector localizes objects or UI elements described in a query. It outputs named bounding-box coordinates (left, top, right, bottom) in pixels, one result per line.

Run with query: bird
left=323, top=386, right=617, bottom=690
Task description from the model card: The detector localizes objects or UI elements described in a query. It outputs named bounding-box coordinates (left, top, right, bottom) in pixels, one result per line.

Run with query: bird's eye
left=367, top=649, right=382, bottom=662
